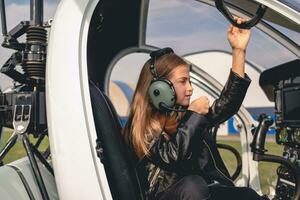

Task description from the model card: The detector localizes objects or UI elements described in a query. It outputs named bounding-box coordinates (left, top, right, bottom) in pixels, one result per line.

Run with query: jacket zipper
left=203, top=140, right=234, bottom=184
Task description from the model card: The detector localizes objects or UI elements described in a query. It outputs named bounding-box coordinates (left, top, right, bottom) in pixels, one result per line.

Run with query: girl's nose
left=187, top=81, right=193, bottom=93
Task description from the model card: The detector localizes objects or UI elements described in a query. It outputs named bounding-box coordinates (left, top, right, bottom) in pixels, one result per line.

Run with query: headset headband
left=149, top=47, right=174, bottom=80
left=150, top=47, right=174, bottom=61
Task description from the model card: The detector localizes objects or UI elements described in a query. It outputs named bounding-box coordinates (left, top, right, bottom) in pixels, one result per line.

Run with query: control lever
left=251, top=113, right=273, bottom=154
left=251, top=114, right=300, bottom=200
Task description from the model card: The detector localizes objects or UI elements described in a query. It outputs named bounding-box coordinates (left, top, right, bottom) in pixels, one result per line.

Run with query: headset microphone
left=159, top=102, right=186, bottom=113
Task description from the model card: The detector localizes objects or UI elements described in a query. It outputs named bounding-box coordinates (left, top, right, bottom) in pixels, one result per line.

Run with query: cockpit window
left=146, top=0, right=298, bottom=69
left=108, top=52, right=148, bottom=125
left=265, top=20, right=300, bottom=47
left=278, top=0, right=300, bottom=12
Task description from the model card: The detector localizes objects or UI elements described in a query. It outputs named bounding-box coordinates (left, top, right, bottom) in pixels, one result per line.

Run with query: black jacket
left=136, top=70, right=251, bottom=199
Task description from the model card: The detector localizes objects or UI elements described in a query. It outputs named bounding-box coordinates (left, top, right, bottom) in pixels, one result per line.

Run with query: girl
left=123, top=17, right=265, bottom=200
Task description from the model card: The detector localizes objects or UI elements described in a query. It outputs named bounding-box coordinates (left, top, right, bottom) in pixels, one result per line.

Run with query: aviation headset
left=148, top=47, right=186, bottom=113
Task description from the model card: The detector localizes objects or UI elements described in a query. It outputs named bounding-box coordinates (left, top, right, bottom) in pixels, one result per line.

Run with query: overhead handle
left=215, top=0, right=267, bottom=29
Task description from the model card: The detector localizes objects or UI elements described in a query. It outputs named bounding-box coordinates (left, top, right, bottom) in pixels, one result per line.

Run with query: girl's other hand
left=188, top=96, right=209, bottom=115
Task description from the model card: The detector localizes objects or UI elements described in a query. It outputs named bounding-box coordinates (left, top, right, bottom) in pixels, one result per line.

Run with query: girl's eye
left=176, top=78, right=190, bottom=84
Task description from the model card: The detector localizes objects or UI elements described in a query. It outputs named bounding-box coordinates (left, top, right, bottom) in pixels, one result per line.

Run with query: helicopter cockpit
left=251, top=59, right=300, bottom=200
left=0, top=0, right=299, bottom=199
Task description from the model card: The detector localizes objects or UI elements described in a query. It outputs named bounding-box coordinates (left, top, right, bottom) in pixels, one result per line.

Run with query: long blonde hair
left=123, top=52, right=188, bottom=159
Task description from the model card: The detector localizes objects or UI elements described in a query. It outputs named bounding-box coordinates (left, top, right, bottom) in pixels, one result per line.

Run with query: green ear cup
left=148, top=79, right=176, bottom=110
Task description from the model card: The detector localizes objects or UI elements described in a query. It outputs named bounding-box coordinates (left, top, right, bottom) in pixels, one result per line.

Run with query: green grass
left=0, top=131, right=283, bottom=195
left=0, top=129, right=49, bottom=164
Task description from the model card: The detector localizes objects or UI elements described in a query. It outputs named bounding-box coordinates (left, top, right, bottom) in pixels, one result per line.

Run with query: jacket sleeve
left=148, top=110, right=209, bottom=169
left=206, top=69, right=251, bottom=127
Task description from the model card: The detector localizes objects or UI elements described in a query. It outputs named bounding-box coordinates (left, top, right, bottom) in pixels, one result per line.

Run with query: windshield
left=146, top=0, right=298, bottom=70
left=278, top=0, right=300, bottom=12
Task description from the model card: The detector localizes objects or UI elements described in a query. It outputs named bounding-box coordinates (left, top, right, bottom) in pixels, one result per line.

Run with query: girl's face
left=169, top=65, right=193, bottom=107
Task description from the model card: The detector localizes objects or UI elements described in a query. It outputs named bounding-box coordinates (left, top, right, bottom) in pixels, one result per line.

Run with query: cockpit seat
left=89, top=81, right=145, bottom=200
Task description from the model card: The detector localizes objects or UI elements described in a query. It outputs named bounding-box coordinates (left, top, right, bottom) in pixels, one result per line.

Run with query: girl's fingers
left=230, top=16, right=249, bottom=33
left=237, top=18, right=242, bottom=25
left=232, top=26, right=239, bottom=34
left=233, top=16, right=248, bottom=25
left=227, top=24, right=233, bottom=33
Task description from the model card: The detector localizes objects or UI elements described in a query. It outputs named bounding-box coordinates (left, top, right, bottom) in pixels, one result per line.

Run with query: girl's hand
left=227, top=17, right=251, bottom=51
left=188, top=96, right=209, bottom=115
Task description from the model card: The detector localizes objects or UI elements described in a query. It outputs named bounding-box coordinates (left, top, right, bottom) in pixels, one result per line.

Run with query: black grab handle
left=215, top=0, right=267, bottom=29
left=251, top=113, right=273, bottom=154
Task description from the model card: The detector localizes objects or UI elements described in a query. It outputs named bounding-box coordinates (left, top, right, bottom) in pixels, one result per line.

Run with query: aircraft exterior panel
left=46, top=0, right=112, bottom=199
left=7, top=158, right=59, bottom=199
left=0, top=165, right=32, bottom=200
